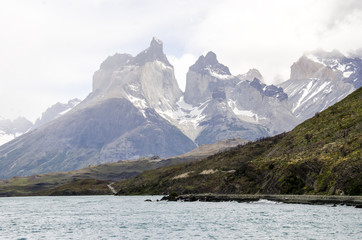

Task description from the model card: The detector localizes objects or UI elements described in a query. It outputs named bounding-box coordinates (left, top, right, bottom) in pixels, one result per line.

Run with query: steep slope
left=280, top=50, right=361, bottom=122
left=0, top=38, right=196, bottom=179
left=115, top=87, right=362, bottom=196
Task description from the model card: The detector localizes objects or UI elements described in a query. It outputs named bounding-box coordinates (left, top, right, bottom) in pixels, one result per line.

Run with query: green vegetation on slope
left=115, top=88, right=362, bottom=195
left=0, top=157, right=187, bottom=196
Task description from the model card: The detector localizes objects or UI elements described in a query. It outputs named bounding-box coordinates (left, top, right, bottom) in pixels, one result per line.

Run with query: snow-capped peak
left=189, top=51, right=232, bottom=78
left=132, top=37, right=172, bottom=67
left=305, top=50, right=355, bottom=78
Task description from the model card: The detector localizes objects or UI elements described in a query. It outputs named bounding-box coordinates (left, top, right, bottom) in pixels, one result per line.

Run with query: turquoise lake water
left=0, top=195, right=361, bottom=239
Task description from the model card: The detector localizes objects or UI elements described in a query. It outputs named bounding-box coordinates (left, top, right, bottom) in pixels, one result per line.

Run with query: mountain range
left=0, top=99, right=81, bottom=146
left=0, top=38, right=360, bottom=179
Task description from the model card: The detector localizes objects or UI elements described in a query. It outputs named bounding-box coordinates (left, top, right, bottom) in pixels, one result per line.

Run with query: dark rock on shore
left=161, top=194, right=362, bottom=207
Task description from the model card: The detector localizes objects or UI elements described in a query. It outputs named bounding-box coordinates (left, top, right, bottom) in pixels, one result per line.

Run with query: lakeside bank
left=161, top=194, right=362, bottom=207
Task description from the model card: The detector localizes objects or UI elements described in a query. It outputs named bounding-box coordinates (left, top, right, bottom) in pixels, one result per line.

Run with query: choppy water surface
left=0, top=196, right=361, bottom=239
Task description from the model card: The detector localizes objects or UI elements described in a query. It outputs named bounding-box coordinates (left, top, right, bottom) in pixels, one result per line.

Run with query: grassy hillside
left=0, top=138, right=247, bottom=196
left=115, top=87, right=362, bottom=195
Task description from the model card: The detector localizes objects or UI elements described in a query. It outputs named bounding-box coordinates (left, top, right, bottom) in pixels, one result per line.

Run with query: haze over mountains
left=0, top=99, right=81, bottom=146
left=0, top=38, right=360, bottom=179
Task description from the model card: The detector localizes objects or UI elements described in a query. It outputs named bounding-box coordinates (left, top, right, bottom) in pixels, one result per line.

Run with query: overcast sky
left=1, top=0, right=362, bottom=122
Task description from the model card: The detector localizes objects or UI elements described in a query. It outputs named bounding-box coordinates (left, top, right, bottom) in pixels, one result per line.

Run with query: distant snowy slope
left=0, top=117, right=33, bottom=146
left=279, top=50, right=361, bottom=122
left=34, top=98, right=81, bottom=128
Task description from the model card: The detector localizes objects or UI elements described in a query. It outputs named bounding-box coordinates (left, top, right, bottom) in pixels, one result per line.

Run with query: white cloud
left=183, top=0, right=362, bottom=84
left=0, top=0, right=361, bottom=121
left=168, top=54, right=198, bottom=91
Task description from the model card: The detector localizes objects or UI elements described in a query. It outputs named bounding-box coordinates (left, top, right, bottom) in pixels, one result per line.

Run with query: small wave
left=252, top=199, right=282, bottom=204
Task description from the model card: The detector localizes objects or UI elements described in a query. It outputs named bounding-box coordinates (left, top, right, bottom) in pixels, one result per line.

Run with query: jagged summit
left=93, top=37, right=179, bottom=98
left=133, top=37, right=172, bottom=67
left=189, top=51, right=231, bottom=76
left=184, top=51, right=235, bottom=105
left=150, top=37, right=163, bottom=48
left=204, top=51, right=218, bottom=65
left=98, top=37, right=171, bottom=71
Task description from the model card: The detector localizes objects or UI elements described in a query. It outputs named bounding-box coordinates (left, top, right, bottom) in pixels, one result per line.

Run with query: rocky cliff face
left=91, top=37, right=181, bottom=113
left=280, top=50, right=360, bottom=122
left=184, top=51, right=235, bottom=105
left=179, top=51, right=296, bottom=139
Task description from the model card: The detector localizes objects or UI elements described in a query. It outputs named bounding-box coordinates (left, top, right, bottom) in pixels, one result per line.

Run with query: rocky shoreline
left=160, top=194, right=362, bottom=207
